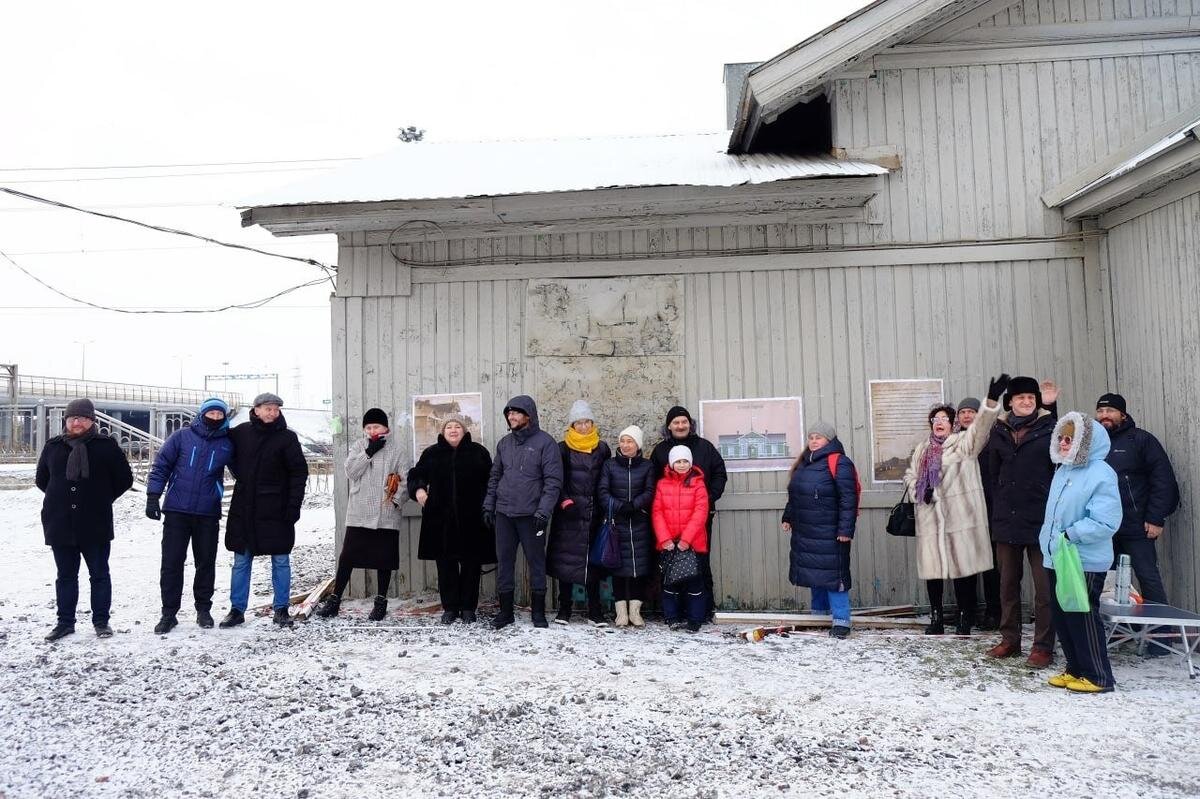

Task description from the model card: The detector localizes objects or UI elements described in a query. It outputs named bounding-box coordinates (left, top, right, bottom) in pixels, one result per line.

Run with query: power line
left=0, top=156, right=359, bottom=172
left=0, top=247, right=330, bottom=314
left=0, top=186, right=336, bottom=283
left=1, top=165, right=338, bottom=185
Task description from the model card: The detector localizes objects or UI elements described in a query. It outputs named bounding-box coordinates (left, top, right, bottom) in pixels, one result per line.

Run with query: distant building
left=717, top=430, right=788, bottom=461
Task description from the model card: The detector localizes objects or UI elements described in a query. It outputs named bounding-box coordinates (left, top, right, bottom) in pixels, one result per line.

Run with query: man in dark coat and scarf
left=36, top=398, right=133, bottom=641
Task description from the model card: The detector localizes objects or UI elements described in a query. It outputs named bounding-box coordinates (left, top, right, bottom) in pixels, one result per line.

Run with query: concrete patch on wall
left=525, top=277, right=682, bottom=357
left=533, top=356, right=683, bottom=443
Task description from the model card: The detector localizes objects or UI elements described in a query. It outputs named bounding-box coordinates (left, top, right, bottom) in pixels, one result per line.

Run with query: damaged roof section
left=240, top=133, right=888, bottom=238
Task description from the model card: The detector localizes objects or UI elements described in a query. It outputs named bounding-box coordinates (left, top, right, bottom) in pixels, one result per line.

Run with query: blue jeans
left=229, top=550, right=291, bottom=612
left=811, top=587, right=851, bottom=628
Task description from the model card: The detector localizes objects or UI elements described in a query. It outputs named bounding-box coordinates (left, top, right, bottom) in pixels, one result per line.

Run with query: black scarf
left=64, top=426, right=99, bottom=481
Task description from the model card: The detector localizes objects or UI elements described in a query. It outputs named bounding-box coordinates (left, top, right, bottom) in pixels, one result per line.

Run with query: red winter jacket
left=652, top=466, right=709, bottom=554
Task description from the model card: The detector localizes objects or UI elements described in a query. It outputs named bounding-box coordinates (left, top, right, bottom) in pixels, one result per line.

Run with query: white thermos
left=1114, top=554, right=1132, bottom=606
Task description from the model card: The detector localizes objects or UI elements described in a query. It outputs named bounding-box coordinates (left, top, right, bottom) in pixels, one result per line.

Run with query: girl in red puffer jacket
left=652, top=445, right=709, bottom=632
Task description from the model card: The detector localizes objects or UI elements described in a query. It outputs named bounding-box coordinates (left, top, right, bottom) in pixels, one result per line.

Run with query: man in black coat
left=219, top=393, right=308, bottom=629
left=1096, top=393, right=1180, bottom=653
left=650, top=406, right=728, bottom=621
left=36, top=398, right=134, bottom=641
left=983, top=377, right=1059, bottom=667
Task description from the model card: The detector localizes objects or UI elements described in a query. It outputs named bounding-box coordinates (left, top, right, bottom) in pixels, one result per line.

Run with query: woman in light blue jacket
left=1039, top=411, right=1122, bottom=694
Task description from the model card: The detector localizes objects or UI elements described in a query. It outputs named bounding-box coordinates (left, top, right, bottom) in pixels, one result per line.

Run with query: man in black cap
left=219, top=393, right=308, bottom=629
left=36, top=398, right=134, bottom=641
left=650, top=406, right=728, bottom=620
left=1096, top=392, right=1179, bottom=653
left=984, top=377, right=1059, bottom=668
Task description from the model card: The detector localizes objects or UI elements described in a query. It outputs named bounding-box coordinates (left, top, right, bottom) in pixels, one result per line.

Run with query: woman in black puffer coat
left=597, top=425, right=656, bottom=628
left=547, top=400, right=611, bottom=626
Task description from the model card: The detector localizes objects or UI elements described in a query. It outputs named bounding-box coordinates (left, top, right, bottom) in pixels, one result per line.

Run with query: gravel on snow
left=1, top=485, right=1198, bottom=798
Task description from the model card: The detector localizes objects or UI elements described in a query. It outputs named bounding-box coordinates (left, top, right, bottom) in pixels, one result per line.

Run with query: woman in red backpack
left=652, top=445, right=709, bottom=632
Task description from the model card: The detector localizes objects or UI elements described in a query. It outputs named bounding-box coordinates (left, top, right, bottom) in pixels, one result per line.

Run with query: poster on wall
left=868, top=379, right=944, bottom=483
left=412, top=392, right=484, bottom=459
left=698, top=397, right=804, bottom=473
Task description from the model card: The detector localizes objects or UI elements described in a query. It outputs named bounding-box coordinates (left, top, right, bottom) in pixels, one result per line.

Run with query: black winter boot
left=531, top=591, right=549, bottom=628
left=554, top=584, right=572, bottom=625
left=368, top=595, right=388, bottom=622
left=440, top=609, right=459, bottom=625
left=492, top=591, right=515, bottom=629
left=460, top=610, right=477, bottom=624
left=925, top=607, right=945, bottom=636
left=154, top=615, right=178, bottom=634
left=272, top=608, right=294, bottom=628
left=316, top=594, right=342, bottom=618
left=955, top=607, right=975, bottom=636
left=44, top=623, right=75, bottom=642
left=94, top=624, right=113, bottom=638
left=218, top=609, right=245, bottom=628
left=196, top=609, right=214, bottom=629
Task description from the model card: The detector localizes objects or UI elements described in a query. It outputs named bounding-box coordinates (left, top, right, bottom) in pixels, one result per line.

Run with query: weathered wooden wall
left=1103, top=189, right=1200, bottom=611
left=332, top=239, right=1106, bottom=608
left=984, top=0, right=1200, bottom=27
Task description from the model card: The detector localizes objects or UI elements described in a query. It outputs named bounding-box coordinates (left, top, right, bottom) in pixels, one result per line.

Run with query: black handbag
left=660, top=547, right=702, bottom=588
left=886, top=498, right=917, bottom=538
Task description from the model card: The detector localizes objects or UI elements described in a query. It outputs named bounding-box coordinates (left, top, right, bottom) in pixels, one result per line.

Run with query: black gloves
left=482, top=510, right=496, bottom=530
left=145, top=493, right=162, bottom=520
left=365, top=437, right=386, bottom=457
left=618, top=500, right=635, bottom=517
left=534, top=513, right=549, bottom=532
left=986, top=373, right=1012, bottom=402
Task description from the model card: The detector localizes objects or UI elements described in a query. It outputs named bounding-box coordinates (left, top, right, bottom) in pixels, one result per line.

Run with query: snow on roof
left=241, top=132, right=887, bottom=208
left=1060, top=117, right=1200, bottom=206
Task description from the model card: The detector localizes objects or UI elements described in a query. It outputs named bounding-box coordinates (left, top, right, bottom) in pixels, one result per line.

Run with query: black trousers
left=437, top=559, right=482, bottom=612
left=160, top=512, right=220, bottom=616
left=979, top=543, right=1001, bottom=616
left=52, top=540, right=111, bottom=627
left=558, top=575, right=602, bottom=617
left=701, top=511, right=716, bottom=616
left=1112, top=535, right=1169, bottom=605
left=612, top=575, right=648, bottom=602
left=929, top=576, right=978, bottom=616
left=495, top=514, right=547, bottom=593
left=1049, top=569, right=1114, bottom=689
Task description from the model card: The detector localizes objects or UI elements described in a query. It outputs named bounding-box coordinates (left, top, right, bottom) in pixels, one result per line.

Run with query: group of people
left=895, top=375, right=1179, bottom=695
left=37, top=393, right=308, bottom=641
left=38, top=377, right=1180, bottom=692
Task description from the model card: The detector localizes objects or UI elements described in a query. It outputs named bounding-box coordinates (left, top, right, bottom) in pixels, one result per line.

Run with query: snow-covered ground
left=1, top=481, right=1198, bottom=798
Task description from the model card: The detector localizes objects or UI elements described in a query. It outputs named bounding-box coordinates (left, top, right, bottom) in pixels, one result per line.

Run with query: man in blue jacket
left=483, top=395, right=563, bottom=630
left=146, top=397, right=235, bottom=633
left=1095, top=393, right=1180, bottom=653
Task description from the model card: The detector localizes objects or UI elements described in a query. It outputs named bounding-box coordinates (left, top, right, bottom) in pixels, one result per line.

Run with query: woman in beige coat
left=904, top=375, right=1008, bottom=635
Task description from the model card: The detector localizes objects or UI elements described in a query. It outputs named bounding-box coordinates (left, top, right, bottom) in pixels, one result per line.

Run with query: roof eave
left=1061, top=132, right=1200, bottom=221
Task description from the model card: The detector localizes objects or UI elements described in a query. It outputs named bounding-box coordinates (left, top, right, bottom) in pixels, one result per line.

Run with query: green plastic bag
left=1054, top=533, right=1090, bottom=613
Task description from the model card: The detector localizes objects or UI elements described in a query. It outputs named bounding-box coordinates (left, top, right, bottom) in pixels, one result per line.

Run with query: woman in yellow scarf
left=548, top=400, right=612, bottom=626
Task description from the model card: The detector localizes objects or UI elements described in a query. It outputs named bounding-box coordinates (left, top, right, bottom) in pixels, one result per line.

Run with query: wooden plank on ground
left=715, top=611, right=926, bottom=629
left=851, top=605, right=917, bottom=617
left=292, top=577, right=335, bottom=621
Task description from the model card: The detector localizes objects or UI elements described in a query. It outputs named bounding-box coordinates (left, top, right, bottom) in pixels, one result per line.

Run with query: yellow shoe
left=1047, top=672, right=1077, bottom=688
left=1066, top=677, right=1113, bottom=694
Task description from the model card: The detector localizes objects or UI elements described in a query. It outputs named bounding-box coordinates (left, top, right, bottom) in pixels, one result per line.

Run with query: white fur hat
left=668, top=445, right=693, bottom=466
left=618, top=425, right=644, bottom=450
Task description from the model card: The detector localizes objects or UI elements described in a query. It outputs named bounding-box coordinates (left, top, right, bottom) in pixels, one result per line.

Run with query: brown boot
left=986, top=641, right=1021, bottom=658
left=1025, top=648, right=1054, bottom=669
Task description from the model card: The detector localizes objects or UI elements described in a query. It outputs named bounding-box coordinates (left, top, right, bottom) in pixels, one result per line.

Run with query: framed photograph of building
left=412, top=392, right=484, bottom=460
left=868, top=379, right=944, bottom=483
left=698, top=397, right=803, bottom=473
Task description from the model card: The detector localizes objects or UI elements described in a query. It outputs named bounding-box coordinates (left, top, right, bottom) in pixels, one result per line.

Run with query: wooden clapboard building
left=243, top=0, right=1200, bottom=611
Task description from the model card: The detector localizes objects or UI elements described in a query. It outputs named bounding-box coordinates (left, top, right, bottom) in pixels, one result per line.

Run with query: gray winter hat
left=568, top=399, right=595, bottom=425
left=957, top=397, right=981, bottom=413
left=808, top=420, right=837, bottom=441
left=253, top=392, right=284, bottom=407
left=65, top=397, right=96, bottom=420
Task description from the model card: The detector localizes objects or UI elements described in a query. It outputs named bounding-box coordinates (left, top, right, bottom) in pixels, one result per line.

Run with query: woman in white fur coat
left=903, top=375, right=1008, bottom=635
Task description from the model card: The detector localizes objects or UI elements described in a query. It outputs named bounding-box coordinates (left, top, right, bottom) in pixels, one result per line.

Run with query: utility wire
left=0, top=156, right=359, bottom=172
left=0, top=247, right=329, bottom=314
left=0, top=186, right=336, bottom=284
left=1, top=165, right=337, bottom=184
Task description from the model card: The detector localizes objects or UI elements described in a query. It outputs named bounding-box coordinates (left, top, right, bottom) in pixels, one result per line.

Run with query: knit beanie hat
left=253, top=392, right=284, bottom=407
left=568, top=399, right=595, bottom=425
left=199, top=397, right=229, bottom=418
left=956, top=397, right=981, bottom=413
left=618, top=425, right=644, bottom=450
left=1096, top=393, right=1127, bottom=415
left=664, top=405, right=693, bottom=427
left=441, top=413, right=469, bottom=433
left=808, top=420, right=837, bottom=441
left=668, top=445, right=693, bottom=466
left=362, top=408, right=389, bottom=428
left=65, top=397, right=95, bottom=420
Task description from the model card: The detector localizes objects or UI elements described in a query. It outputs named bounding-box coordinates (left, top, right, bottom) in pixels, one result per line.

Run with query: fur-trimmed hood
left=1050, top=411, right=1110, bottom=467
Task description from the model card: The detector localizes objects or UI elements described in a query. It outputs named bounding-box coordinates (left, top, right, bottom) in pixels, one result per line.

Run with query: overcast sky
left=1, top=1, right=869, bottom=408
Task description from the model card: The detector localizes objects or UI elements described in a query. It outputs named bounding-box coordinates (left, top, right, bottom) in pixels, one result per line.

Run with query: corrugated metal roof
left=241, top=132, right=887, bottom=208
